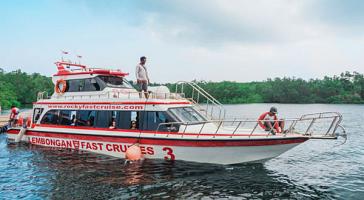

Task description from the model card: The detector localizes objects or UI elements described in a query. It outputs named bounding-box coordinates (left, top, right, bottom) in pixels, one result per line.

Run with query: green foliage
left=167, top=71, right=364, bottom=104
left=0, top=69, right=52, bottom=109
left=0, top=69, right=363, bottom=108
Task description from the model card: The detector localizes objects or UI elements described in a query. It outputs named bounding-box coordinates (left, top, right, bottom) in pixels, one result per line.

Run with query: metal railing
left=37, top=81, right=226, bottom=121
left=155, top=112, right=346, bottom=140
left=37, top=91, right=186, bottom=101
left=174, top=81, right=226, bottom=120
left=37, top=92, right=49, bottom=101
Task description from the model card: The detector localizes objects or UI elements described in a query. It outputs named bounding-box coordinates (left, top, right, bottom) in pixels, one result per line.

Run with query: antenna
left=61, top=50, right=69, bottom=62
left=77, top=55, right=82, bottom=64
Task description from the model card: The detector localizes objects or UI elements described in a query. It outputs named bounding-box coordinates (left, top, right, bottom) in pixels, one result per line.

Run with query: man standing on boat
left=9, top=105, right=19, bottom=127
left=258, top=107, right=284, bottom=135
left=136, top=56, right=150, bottom=98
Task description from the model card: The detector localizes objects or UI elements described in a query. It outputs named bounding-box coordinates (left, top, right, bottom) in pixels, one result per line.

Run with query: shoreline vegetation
left=0, top=69, right=53, bottom=109
left=0, top=69, right=363, bottom=109
left=168, top=71, right=364, bottom=104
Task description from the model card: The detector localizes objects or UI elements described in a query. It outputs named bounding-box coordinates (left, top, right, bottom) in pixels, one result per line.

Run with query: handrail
left=37, top=91, right=49, bottom=101
left=47, top=91, right=187, bottom=101
left=154, top=112, right=345, bottom=140
left=175, top=81, right=226, bottom=120
left=175, top=82, right=219, bottom=105
left=188, top=82, right=223, bottom=106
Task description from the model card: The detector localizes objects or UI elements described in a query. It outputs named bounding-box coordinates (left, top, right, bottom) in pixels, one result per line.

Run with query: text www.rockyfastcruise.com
left=47, top=104, right=144, bottom=110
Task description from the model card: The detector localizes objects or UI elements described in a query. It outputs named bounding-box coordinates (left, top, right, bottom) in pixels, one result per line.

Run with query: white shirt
left=136, top=64, right=149, bottom=81
left=264, top=114, right=276, bottom=123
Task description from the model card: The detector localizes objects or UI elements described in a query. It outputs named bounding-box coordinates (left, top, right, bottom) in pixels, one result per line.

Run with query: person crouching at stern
left=258, top=107, right=285, bottom=135
left=136, top=56, right=150, bottom=98
left=9, top=105, right=20, bottom=127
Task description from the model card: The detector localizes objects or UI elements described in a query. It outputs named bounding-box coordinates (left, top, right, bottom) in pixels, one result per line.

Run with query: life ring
left=55, top=79, right=67, bottom=94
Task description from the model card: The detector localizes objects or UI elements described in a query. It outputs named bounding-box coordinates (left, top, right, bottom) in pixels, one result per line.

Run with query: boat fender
left=18, top=116, right=24, bottom=126
left=125, top=143, right=143, bottom=161
left=26, top=117, right=31, bottom=128
left=55, top=79, right=67, bottom=94
left=15, top=127, right=27, bottom=143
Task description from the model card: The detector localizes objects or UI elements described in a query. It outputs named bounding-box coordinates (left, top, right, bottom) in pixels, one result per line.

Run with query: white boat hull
left=6, top=128, right=307, bottom=165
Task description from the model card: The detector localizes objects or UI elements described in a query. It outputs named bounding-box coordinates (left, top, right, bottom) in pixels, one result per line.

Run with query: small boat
left=5, top=61, right=346, bottom=164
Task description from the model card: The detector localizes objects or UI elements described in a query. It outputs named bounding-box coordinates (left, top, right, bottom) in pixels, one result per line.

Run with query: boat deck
left=0, top=115, right=8, bottom=126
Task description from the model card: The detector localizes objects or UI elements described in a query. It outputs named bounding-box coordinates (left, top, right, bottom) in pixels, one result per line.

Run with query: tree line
left=0, top=69, right=53, bottom=109
left=0, top=69, right=363, bottom=109
left=165, top=71, right=364, bottom=104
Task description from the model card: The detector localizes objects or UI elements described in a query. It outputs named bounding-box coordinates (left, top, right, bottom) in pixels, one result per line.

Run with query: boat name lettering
left=29, top=137, right=154, bottom=155
left=47, top=104, right=144, bottom=110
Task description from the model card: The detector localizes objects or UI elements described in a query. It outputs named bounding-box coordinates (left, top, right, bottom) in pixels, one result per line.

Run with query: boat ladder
left=174, top=81, right=226, bottom=120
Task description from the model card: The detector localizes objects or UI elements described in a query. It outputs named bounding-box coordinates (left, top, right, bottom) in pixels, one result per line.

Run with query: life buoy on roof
left=55, top=79, right=67, bottom=94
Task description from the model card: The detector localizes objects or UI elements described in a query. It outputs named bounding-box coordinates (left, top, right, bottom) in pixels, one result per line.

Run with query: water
left=0, top=104, right=363, bottom=199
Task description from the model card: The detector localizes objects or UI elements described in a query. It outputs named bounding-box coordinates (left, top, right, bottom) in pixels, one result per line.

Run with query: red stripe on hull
left=6, top=129, right=308, bottom=147
left=34, top=101, right=191, bottom=105
left=34, top=124, right=279, bottom=137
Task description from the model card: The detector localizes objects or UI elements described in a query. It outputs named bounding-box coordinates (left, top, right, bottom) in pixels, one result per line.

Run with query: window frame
left=168, top=106, right=207, bottom=123
left=97, top=75, right=133, bottom=89
left=40, top=109, right=60, bottom=125
left=33, top=108, right=44, bottom=124
left=65, top=78, right=105, bottom=92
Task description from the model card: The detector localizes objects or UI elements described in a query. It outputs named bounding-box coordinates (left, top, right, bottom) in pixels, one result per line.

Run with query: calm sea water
left=0, top=104, right=363, bottom=199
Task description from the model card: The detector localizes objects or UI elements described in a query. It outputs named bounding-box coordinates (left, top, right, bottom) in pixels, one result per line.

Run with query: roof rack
left=54, top=61, right=128, bottom=77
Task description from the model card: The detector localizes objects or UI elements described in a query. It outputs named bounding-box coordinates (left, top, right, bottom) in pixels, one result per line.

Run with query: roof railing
left=38, top=91, right=187, bottom=101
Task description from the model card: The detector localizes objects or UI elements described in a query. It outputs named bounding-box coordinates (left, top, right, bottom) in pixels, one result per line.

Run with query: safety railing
left=36, top=81, right=227, bottom=121
left=174, top=81, right=226, bottom=120
left=38, top=91, right=187, bottom=101
left=155, top=112, right=346, bottom=139
left=37, top=92, right=49, bottom=100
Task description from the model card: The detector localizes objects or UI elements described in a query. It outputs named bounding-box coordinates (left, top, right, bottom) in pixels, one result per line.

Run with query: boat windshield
left=98, top=76, right=133, bottom=89
left=169, top=107, right=207, bottom=123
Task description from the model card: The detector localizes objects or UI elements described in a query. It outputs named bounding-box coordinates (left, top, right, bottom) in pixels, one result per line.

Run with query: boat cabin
left=32, top=61, right=209, bottom=133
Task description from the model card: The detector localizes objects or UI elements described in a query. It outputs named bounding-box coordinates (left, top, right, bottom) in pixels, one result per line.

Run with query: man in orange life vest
left=9, top=105, right=19, bottom=127
left=258, top=107, right=285, bottom=135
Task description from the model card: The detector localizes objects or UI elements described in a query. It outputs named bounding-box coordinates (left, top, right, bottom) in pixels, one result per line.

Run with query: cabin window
left=115, top=111, right=141, bottom=130
left=59, top=110, right=77, bottom=125
left=169, top=107, right=206, bottom=123
left=98, top=76, right=133, bottom=89
left=84, top=78, right=101, bottom=91
left=38, top=109, right=177, bottom=131
left=94, top=111, right=115, bottom=128
left=33, top=108, right=44, bottom=123
left=76, top=110, right=96, bottom=126
left=66, top=78, right=102, bottom=92
left=140, top=111, right=177, bottom=132
left=40, top=110, right=59, bottom=124
left=66, top=79, right=81, bottom=92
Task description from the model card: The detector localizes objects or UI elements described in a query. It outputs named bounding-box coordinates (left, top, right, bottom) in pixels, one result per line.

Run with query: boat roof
left=54, top=61, right=129, bottom=77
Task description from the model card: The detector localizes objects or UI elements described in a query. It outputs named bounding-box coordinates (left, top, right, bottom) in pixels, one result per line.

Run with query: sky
left=0, top=0, right=364, bottom=83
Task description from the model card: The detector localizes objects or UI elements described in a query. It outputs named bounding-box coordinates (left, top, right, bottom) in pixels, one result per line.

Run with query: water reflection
left=0, top=141, right=335, bottom=199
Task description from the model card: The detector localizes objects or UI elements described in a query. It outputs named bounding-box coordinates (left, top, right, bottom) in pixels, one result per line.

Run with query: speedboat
left=5, top=61, right=346, bottom=164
